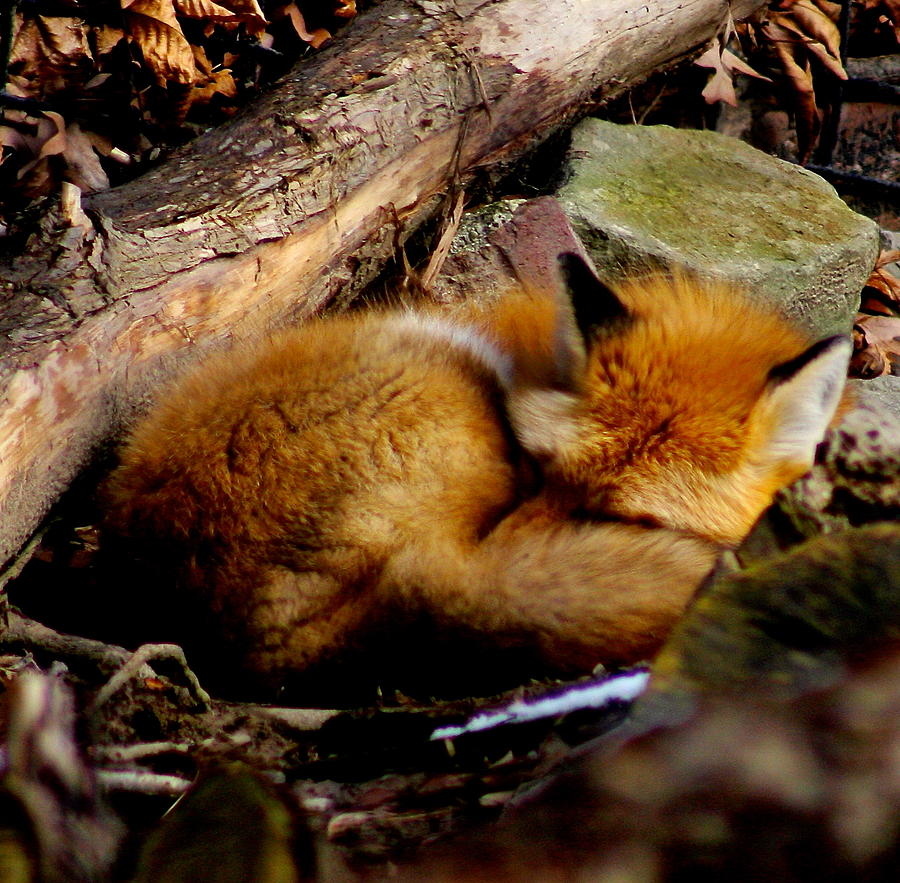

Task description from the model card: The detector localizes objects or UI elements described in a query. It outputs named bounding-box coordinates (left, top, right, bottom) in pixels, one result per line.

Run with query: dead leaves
left=0, top=109, right=113, bottom=196
left=695, top=14, right=772, bottom=107
left=125, top=0, right=206, bottom=87
left=850, top=251, right=900, bottom=379
left=758, top=1, right=847, bottom=161
left=856, top=0, right=900, bottom=46
left=123, top=0, right=266, bottom=86
left=1, top=1, right=357, bottom=210
left=853, top=316, right=900, bottom=377
left=698, top=1, right=851, bottom=163
left=766, top=1, right=846, bottom=81
left=274, top=2, right=332, bottom=50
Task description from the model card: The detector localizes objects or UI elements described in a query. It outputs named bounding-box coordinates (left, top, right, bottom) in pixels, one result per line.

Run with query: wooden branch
left=89, top=642, right=211, bottom=713
left=1, top=610, right=210, bottom=711
left=1, top=609, right=148, bottom=675
left=0, top=0, right=766, bottom=566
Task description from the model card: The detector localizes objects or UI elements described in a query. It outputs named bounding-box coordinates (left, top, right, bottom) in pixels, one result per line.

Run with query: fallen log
left=0, top=0, right=766, bottom=567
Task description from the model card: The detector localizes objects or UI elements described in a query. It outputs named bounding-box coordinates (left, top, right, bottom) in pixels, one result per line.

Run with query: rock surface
left=851, top=373, right=900, bottom=421
left=764, top=381, right=900, bottom=541
left=648, top=523, right=900, bottom=700
left=556, top=119, right=880, bottom=338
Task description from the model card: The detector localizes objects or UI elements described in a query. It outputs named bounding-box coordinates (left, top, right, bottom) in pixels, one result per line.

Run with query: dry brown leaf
left=8, top=12, right=124, bottom=98
left=812, top=0, right=842, bottom=17
left=33, top=14, right=94, bottom=68
left=702, top=66, right=738, bottom=105
left=880, top=0, right=900, bottom=12
left=875, top=249, right=900, bottom=271
left=0, top=115, right=30, bottom=154
left=183, top=45, right=238, bottom=115
left=885, top=0, right=900, bottom=38
left=191, top=40, right=215, bottom=78
left=790, top=0, right=842, bottom=44
left=175, top=0, right=267, bottom=33
left=276, top=2, right=332, bottom=48
left=36, top=111, right=69, bottom=161
left=696, top=17, right=772, bottom=108
left=4, top=110, right=69, bottom=181
left=697, top=46, right=739, bottom=104
left=752, top=0, right=850, bottom=161
left=696, top=45, right=771, bottom=105
left=721, top=48, right=772, bottom=80
left=1, top=75, right=32, bottom=102
left=8, top=14, right=93, bottom=99
left=62, top=122, right=110, bottom=194
left=200, top=68, right=238, bottom=101
left=761, top=18, right=820, bottom=160
left=850, top=315, right=900, bottom=378
left=861, top=0, right=900, bottom=41
left=123, top=0, right=197, bottom=85
left=774, top=1, right=847, bottom=80
left=95, top=24, right=128, bottom=56
left=84, top=130, right=122, bottom=161
left=166, top=44, right=239, bottom=121
left=3, top=0, right=350, bottom=208
left=860, top=251, right=900, bottom=316
left=5, top=111, right=68, bottom=197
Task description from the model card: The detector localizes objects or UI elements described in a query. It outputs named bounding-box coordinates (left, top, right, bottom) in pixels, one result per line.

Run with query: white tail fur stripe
left=385, top=313, right=515, bottom=389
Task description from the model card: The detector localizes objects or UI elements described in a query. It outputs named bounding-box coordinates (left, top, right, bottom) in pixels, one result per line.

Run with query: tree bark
left=0, top=0, right=765, bottom=567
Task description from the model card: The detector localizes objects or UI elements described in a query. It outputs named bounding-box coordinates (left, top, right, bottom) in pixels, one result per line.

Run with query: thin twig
left=253, top=705, right=342, bottom=731
left=2, top=610, right=138, bottom=673
left=90, top=741, right=196, bottom=763
left=460, top=46, right=493, bottom=125
left=95, top=769, right=193, bottom=797
left=90, top=643, right=211, bottom=713
left=0, top=525, right=51, bottom=595
left=637, top=80, right=668, bottom=125
left=419, top=189, right=466, bottom=290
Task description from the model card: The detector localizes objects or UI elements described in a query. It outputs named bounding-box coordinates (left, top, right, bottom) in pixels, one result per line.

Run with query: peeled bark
left=0, top=0, right=765, bottom=567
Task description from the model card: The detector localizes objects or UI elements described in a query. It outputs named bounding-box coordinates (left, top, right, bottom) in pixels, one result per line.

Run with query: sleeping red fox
left=102, top=254, right=850, bottom=695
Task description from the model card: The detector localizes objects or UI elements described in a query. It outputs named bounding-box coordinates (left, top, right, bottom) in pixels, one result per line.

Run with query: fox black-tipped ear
left=761, top=334, right=851, bottom=469
left=557, top=252, right=629, bottom=343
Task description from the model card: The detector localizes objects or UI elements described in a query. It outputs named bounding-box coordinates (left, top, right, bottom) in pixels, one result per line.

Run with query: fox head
left=496, top=253, right=851, bottom=547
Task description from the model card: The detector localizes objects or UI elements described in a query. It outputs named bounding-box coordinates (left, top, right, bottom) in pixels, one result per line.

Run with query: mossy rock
left=557, top=120, right=880, bottom=339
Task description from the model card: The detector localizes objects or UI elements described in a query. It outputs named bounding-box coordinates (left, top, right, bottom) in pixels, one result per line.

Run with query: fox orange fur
left=102, top=254, right=850, bottom=696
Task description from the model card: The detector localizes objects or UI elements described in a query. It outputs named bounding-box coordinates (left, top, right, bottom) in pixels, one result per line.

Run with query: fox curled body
left=102, top=253, right=850, bottom=697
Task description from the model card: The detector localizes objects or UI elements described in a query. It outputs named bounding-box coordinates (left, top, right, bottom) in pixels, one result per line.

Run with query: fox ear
left=505, top=254, right=628, bottom=460
left=557, top=252, right=629, bottom=345
left=533, top=252, right=629, bottom=390
left=760, top=335, right=851, bottom=469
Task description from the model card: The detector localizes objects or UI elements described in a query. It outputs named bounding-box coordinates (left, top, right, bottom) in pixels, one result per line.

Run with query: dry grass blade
left=419, top=190, right=467, bottom=291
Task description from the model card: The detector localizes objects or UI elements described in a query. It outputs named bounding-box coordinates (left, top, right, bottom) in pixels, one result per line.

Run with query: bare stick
left=89, top=643, right=211, bottom=713
left=420, top=189, right=467, bottom=291
left=1, top=610, right=140, bottom=673
left=95, top=769, right=193, bottom=797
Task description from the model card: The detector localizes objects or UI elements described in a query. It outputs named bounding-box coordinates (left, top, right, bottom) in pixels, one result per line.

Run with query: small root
left=89, top=643, right=211, bottom=713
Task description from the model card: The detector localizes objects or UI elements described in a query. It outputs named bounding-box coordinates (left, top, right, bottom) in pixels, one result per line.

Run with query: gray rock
left=448, top=199, right=526, bottom=256
left=849, top=375, right=900, bottom=422
left=880, top=229, right=900, bottom=276
left=556, top=119, right=880, bottom=339
left=430, top=197, right=589, bottom=306
left=769, top=383, right=900, bottom=540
